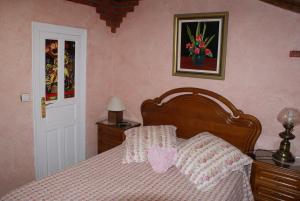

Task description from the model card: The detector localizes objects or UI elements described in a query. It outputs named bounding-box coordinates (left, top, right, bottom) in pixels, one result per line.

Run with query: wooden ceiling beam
left=67, top=0, right=140, bottom=33
left=259, top=0, right=300, bottom=13
left=67, top=0, right=98, bottom=7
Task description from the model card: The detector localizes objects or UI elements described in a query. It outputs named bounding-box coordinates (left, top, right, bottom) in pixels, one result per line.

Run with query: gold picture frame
left=172, top=12, right=228, bottom=80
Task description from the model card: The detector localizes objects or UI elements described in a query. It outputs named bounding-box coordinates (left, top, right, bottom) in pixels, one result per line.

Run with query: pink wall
left=0, top=0, right=299, bottom=197
left=112, top=0, right=300, bottom=155
left=0, top=0, right=114, bottom=196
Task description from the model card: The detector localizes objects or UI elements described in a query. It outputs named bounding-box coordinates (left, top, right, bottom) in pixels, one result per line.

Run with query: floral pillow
left=176, top=132, right=253, bottom=191
left=122, top=125, right=177, bottom=164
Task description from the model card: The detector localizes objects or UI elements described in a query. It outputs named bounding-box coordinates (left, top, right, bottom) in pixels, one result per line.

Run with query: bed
left=1, top=87, right=261, bottom=201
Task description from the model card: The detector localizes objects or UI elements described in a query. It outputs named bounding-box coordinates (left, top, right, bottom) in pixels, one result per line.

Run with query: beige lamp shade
left=277, top=107, right=300, bottom=126
left=107, top=96, right=125, bottom=111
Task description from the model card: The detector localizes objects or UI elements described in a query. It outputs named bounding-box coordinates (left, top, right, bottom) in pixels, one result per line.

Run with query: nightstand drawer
left=97, top=119, right=141, bottom=154
left=98, top=127, right=124, bottom=142
left=255, top=162, right=300, bottom=191
left=251, top=151, right=300, bottom=201
left=255, top=184, right=300, bottom=201
left=99, top=136, right=122, bottom=146
left=99, top=141, right=121, bottom=153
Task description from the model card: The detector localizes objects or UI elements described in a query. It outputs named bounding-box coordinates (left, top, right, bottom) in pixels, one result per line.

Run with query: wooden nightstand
left=96, top=119, right=141, bottom=154
left=251, top=149, right=300, bottom=201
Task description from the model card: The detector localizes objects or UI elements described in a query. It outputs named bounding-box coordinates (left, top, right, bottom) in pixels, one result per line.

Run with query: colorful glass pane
left=64, top=41, right=75, bottom=98
left=45, top=39, right=58, bottom=101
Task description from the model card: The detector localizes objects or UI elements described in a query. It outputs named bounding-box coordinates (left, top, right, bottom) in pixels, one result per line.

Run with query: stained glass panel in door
left=64, top=41, right=75, bottom=98
left=45, top=39, right=58, bottom=101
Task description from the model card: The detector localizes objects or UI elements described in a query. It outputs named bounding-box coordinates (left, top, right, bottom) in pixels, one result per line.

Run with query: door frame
left=32, top=22, right=87, bottom=179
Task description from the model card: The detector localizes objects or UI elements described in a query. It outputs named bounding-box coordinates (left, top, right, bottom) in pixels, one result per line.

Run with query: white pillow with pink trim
left=176, top=132, right=253, bottom=191
left=122, top=125, right=177, bottom=164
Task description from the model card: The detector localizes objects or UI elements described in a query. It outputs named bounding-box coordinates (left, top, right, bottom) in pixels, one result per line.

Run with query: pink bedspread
left=1, top=144, right=253, bottom=201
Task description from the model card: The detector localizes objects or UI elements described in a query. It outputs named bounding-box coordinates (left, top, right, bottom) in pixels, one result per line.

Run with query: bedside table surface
left=254, top=149, right=300, bottom=171
left=97, top=119, right=141, bottom=130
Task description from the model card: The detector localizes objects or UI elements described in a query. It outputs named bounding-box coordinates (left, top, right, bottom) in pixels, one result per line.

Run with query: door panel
left=46, top=104, right=76, bottom=127
left=64, top=126, right=76, bottom=167
left=32, top=22, right=86, bottom=179
left=46, top=130, right=60, bottom=176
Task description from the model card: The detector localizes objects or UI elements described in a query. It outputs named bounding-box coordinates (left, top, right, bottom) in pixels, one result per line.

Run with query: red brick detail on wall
left=68, top=0, right=140, bottom=33
left=290, top=51, right=300, bottom=57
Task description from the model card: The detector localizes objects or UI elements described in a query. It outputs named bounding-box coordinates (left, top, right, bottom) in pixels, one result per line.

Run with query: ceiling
left=68, top=0, right=299, bottom=33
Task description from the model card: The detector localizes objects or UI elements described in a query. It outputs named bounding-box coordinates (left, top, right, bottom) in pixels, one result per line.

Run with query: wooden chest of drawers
left=251, top=150, right=300, bottom=201
left=97, top=119, right=140, bottom=154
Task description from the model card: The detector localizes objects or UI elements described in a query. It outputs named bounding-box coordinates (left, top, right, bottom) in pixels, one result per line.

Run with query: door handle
left=41, top=97, right=53, bottom=118
left=45, top=102, right=53, bottom=106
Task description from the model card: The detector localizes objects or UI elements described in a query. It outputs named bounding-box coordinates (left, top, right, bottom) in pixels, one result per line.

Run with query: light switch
left=20, top=93, right=31, bottom=102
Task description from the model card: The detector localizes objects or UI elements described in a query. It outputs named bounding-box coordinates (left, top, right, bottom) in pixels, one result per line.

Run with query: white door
left=32, top=22, right=87, bottom=179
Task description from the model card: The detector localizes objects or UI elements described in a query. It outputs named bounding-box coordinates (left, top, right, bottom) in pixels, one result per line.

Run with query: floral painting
left=173, top=12, right=228, bottom=80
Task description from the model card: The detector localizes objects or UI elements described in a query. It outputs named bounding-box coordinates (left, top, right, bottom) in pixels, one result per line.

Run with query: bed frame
left=141, top=87, right=262, bottom=153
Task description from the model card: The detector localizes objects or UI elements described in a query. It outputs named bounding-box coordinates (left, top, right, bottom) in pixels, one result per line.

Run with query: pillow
left=122, top=125, right=177, bottom=164
left=176, top=132, right=253, bottom=191
left=147, top=146, right=177, bottom=173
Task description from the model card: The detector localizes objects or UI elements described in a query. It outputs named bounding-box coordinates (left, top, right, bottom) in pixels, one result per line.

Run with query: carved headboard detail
left=141, top=87, right=262, bottom=153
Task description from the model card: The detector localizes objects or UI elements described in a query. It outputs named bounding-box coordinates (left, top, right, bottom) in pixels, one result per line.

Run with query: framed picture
left=172, top=12, right=228, bottom=80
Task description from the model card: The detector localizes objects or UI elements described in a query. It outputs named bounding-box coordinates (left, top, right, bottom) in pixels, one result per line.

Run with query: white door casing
left=32, top=22, right=87, bottom=179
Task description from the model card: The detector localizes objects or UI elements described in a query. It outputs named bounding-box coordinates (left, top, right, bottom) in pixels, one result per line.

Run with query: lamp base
left=108, top=111, right=123, bottom=124
left=272, top=125, right=296, bottom=164
left=272, top=150, right=295, bottom=163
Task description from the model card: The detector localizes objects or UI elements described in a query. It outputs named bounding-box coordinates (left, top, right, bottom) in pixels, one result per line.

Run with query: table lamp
left=272, top=107, right=300, bottom=163
left=107, top=96, right=125, bottom=124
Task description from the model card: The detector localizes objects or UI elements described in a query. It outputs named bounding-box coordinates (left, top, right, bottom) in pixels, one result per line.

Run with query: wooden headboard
left=141, top=87, right=262, bottom=153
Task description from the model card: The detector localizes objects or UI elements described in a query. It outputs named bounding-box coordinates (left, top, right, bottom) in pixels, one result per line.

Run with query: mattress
left=1, top=143, right=253, bottom=201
